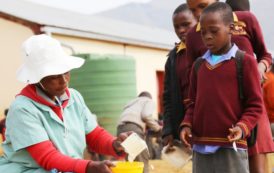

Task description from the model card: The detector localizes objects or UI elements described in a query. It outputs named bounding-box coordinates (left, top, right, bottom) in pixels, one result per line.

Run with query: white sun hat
left=16, top=34, right=85, bottom=84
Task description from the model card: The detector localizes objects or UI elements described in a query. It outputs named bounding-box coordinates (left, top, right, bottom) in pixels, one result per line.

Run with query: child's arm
left=236, top=54, right=263, bottom=138
left=246, top=12, right=272, bottom=74
left=180, top=126, right=192, bottom=148
left=179, top=63, right=197, bottom=146
left=227, top=126, right=243, bottom=142
left=181, top=62, right=197, bottom=127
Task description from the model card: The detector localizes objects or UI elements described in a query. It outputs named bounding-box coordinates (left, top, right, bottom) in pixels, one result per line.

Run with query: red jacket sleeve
left=86, top=126, right=120, bottom=158
left=27, top=141, right=89, bottom=173
left=26, top=126, right=122, bottom=173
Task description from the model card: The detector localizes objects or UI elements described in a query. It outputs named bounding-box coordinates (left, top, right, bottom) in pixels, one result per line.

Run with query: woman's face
left=187, top=0, right=217, bottom=21
left=39, top=72, right=70, bottom=99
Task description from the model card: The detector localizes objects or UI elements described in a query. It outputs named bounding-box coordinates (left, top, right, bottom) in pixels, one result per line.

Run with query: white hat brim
left=16, top=55, right=84, bottom=84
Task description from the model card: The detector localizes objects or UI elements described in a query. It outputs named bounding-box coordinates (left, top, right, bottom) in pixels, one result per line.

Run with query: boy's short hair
left=138, top=91, right=152, bottom=99
left=202, top=2, right=233, bottom=25
left=173, top=3, right=191, bottom=15
left=226, top=0, right=250, bottom=11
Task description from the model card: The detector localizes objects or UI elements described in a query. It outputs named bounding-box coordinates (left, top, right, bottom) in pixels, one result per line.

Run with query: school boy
left=180, top=2, right=262, bottom=173
left=162, top=3, right=197, bottom=148
left=185, top=0, right=274, bottom=172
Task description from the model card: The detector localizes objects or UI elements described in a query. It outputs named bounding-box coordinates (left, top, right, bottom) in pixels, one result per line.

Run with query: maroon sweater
left=176, top=49, right=192, bottom=101
left=186, top=11, right=272, bottom=66
left=182, top=54, right=263, bottom=148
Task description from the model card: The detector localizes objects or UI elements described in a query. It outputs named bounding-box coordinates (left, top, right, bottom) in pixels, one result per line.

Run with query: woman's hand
left=112, top=131, right=132, bottom=153
left=86, top=160, right=114, bottom=173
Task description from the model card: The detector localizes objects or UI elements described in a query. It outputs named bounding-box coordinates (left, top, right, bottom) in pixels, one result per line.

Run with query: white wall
left=0, top=18, right=33, bottom=115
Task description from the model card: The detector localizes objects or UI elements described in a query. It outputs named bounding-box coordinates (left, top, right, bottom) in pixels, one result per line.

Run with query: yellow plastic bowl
left=111, top=161, right=144, bottom=173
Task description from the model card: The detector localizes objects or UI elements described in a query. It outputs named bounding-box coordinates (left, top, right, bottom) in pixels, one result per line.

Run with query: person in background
left=263, top=61, right=274, bottom=140
left=0, top=34, right=131, bottom=173
left=0, top=109, right=8, bottom=156
left=226, top=0, right=250, bottom=11
left=0, top=109, right=8, bottom=141
left=185, top=0, right=274, bottom=172
left=117, top=91, right=162, bottom=173
left=181, top=3, right=262, bottom=172
left=162, top=3, right=197, bottom=149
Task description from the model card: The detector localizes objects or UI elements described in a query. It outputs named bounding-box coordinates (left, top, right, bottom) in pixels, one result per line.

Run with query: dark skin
left=200, top=12, right=233, bottom=55
left=173, top=10, right=197, bottom=43
left=180, top=12, right=242, bottom=147
left=39, top=72, right=70, bottom=100
left=187, top=0, right=217, bottom=21
left=37, top=72, right=131, bottom=173
left=226, top=0, right=250, bottom=11
left=86, top=132, right=131, bottom=173
left=187, top=0, right=266, bottom=80
left=162, top=10, right=196, bottom=150
left=185, top=0, right=268, bottom=171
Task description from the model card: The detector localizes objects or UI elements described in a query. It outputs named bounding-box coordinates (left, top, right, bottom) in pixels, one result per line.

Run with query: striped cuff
left=179, top=122, right=192, bottom=133
left=181, top=122, right=192, bottom=128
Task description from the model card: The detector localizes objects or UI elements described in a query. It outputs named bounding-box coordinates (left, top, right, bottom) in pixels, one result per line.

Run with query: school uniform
left=185, top=11, right=274, bottom=156
left=182, top=45, right=262, bottom=173
left=162, top=42, right=192, bottom=140
left=186, top=11, right=272, bottom=65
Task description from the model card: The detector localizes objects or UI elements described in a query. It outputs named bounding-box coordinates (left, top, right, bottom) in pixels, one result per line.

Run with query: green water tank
left=70, top=54, right=137, bottom=135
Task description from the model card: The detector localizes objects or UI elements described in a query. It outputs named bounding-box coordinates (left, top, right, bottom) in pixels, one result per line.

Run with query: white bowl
left=161, top=141, right=192, bottom=168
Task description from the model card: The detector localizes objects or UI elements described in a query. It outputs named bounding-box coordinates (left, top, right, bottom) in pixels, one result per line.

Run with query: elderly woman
left=0, top=34, right=129, bottom=173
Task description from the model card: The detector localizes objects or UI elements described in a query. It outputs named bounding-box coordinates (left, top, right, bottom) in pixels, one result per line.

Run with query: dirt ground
left=149, top=154, right=274, bottom=173
left=149, top=160, right=192, bottom=173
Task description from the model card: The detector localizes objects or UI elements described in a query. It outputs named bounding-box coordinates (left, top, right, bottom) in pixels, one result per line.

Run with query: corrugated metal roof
left=0, top=0, right=178, bottom=49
